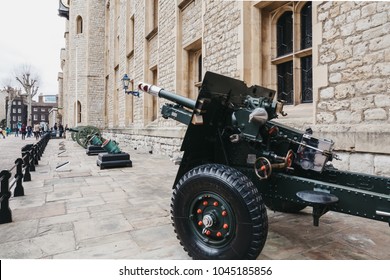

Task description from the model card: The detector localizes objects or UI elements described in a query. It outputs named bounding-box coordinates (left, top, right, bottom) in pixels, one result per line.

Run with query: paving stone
left=11, top=202, right=66, bottom=222
left=73, top=214, right=133, bottom=242
left=53, top=239, right=140, bottom=259
left=39, top=212, right=90, bottom=227
left=0, top=231, right=75, bottom=259
left=0, top=220, right=38, bottom=244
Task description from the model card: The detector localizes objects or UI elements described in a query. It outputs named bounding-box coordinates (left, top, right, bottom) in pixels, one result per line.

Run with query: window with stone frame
left=187, top=45, right=202, bottom=100
left=143, top=67, right=158, bottom=123
left=272, top=1, right=312, bottom=105
left=127, top=14, right=135, bottom=56
left=76, top=15, right=83, bottom=34
left=145, top=0, right=158, bottom=39
left=76, top=101, right=81, bottom=123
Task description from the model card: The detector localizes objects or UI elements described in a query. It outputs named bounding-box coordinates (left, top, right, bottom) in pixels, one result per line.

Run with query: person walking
left=27, top=125, right=33, bottom=138
left=33, top=123, right=41, bottom=140
left=59, top=123, right=64, bottom=138
left=21, top=123, right=27, bottom=140
left=0, top=128, right=5, bottom=139
left=53, top=123, right=58, bottom=138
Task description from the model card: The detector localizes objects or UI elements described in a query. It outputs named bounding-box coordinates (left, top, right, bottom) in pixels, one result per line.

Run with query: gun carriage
left=137, top=72, right=390, bottom=260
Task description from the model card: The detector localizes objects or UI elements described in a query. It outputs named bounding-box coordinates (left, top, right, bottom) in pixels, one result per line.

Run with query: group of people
left=0, top=122, right=67, bottom=140
left=9, top=123, right=42, bottom=140
left=52, top=123, right=66, bottom=138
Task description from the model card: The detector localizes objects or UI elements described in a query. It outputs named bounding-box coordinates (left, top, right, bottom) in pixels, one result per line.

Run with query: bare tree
left=15, top=65, right=40, bottom=126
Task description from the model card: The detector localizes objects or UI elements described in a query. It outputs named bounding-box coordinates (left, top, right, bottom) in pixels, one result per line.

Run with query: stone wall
left=316, top=1, right=390, bottom=126
left=313, top=1, right=390, bottom=175
left=203, top=0, right=241, bottom=78
left=60, top=1, right=390, bottom=176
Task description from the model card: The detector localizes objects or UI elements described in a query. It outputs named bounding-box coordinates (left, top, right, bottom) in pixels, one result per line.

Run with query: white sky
left=0, top=0, right=65, bottom=96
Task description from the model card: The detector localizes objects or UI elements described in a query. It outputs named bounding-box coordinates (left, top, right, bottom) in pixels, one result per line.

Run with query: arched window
left=76, top=16, right=83, bottom=34
left=272, top=2, right=313, bottom=105
left=277, top=12, right=293, bottom=57
left=301, top=2, right=312, bottom=49
left=77, top=101, right=81, bottom=123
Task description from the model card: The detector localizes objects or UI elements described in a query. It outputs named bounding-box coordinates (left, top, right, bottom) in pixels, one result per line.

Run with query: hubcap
left=189, top=192, right=235, bottom=247
left=202, top=214, right=214, bottom=228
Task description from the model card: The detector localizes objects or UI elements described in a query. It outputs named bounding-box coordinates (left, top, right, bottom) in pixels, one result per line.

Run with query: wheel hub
left=202, top=214, right=215, bottom=228
left=189, top=192, right=235, bottom=247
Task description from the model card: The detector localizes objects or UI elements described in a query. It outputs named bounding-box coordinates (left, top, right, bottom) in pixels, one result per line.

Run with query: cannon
left=137, top=71, right=390, bottom=260
left=67, top=126, right=132, bottom=169
left=67, top=126, right=101, bottom=149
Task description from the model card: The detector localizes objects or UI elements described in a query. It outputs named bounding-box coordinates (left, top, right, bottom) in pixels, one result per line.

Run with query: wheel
left=171, top=164, right=268, bottom=259
left=264, top=199, right=306, bottom=213
left=76, top=126, right=100, bottom=148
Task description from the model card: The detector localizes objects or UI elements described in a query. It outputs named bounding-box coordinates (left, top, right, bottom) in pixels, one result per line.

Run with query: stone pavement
left=0, top=136, right=389, bottom=259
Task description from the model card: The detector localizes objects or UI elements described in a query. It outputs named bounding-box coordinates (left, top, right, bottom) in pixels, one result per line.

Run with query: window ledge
left=146, top=27, right=158, bottom=41
left=271, top=53, right=293, bottom=65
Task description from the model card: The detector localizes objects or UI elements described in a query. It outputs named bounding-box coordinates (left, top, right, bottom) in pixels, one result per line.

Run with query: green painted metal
left=89, top=134, right=103, bottom=146
left=101, top=139, right=121, bottom=154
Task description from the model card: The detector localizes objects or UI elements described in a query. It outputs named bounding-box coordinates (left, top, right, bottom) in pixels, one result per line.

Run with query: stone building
left=58, top=1, right=390, bottom=176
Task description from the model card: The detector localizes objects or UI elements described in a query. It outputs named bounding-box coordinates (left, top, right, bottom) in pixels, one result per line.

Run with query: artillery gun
left=67, top=126, right=132, bottom=169
left=138, top=71, right=390, bottom=260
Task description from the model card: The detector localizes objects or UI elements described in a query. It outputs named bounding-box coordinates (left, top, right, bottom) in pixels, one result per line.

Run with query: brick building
left=4, top=94, right=58, bottom=131
left=58, top=1, right=390, bottom=176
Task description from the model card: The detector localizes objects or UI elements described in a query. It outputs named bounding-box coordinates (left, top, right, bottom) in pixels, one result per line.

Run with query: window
left=272, top=2, right=313, bottom=105
left=277, top=12, right=293, bottom=57
left=18, top=101, right=21, bottom=105
left=33, top=115, right=38, bottom=121
left=13, top=116, right=16, bottom=121
left=18, top=108, right=21, bottom=113
left=185, top=38, right=202, bottom=100
left=153, top=0, right=158, bottom=30
left=13, top=108, right=16, bottom=113
left=41, top=115, right=45, bottom=121
left=127, top=14, right=135, bottom=55
left=18, top=116, right=21, bottom=121
left=77, top=101, right=81, bottom=123
left=76, top=15, right=83, bottom=34
left=146, top=0, right=158, bottom=38
left=188, top=49, right=202, bottom=100
left=34, top=108, right=38, bottom=112
left=41, top=108, right=45, bottom=112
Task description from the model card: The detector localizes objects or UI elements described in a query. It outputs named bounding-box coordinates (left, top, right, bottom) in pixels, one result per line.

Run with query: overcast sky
left=0, top=0, right=65, bottom=96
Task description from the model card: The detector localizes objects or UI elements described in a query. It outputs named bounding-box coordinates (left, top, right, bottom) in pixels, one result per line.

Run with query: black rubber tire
left=264, top=199, right=306, bottom=213
left=171, top=164, right=268, bottom=259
